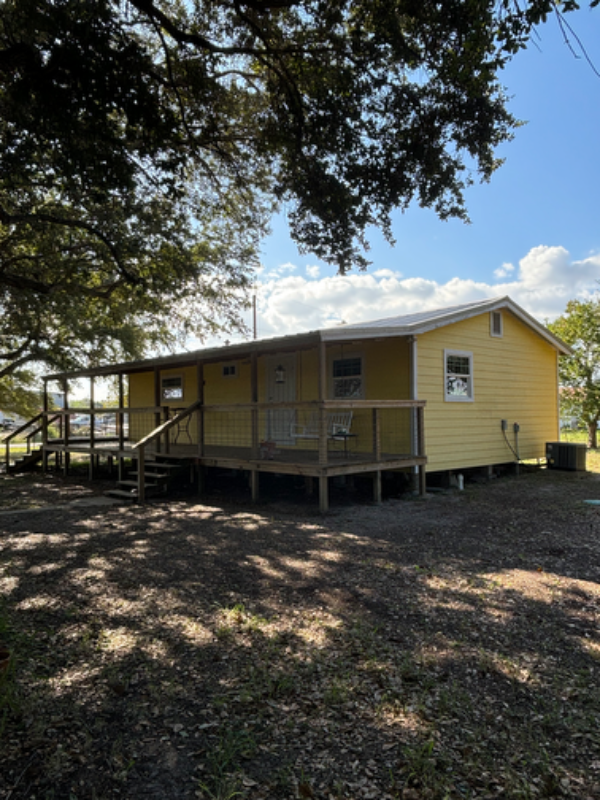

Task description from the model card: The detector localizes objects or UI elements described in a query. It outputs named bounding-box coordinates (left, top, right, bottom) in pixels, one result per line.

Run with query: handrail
left=132, top=400, right=202, bottom=450
left=200, top=399, right=426, bottom=413
left=3, top=413, right=61, bottom=471
left=132, top=400, right=203, bottom=503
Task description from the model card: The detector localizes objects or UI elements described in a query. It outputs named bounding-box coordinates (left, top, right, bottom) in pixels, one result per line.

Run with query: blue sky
left=250, top=6, right=600, bottom=340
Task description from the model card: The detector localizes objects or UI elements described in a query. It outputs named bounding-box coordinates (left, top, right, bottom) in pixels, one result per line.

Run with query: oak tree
left=549, top=299, right=600, bottom=448
left=0, top=0, right=596, bottom=408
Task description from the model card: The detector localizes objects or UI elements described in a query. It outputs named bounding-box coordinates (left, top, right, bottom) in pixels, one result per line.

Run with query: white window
left=161, top=375, right=183, bottom=401
left=444, top=350, right=473, bottom=402
left=490, top=311, right=503, bottom=338
left=222, top=363, right=237, bottom=378
left=332, top=356, right=363, bottom=399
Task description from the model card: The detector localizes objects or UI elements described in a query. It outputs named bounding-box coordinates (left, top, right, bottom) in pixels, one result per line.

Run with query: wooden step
left=129, top=470, right=171, bottom=480
left=142, top=461, right=181, bottom=471
left=105, top=488, right=137, bottom=502
left=117, top=480, right=160, bottom=490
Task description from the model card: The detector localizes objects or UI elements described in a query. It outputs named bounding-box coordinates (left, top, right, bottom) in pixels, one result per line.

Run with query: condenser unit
left=546, top=442, right=587, bottom=471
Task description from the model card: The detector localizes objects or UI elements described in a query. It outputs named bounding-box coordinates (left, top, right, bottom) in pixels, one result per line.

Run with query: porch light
left=275, top=364, right=286, bottom=384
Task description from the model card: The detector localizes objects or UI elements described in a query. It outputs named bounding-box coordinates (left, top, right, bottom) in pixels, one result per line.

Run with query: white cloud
left=306, top=264, right=320, bottom=278
left=494, top=262, right=515, bottom=279
left=247, top=245, right=600, bottom=340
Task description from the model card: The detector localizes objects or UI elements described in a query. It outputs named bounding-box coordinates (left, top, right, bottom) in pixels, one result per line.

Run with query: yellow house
left=32, top=296, right=568, bottom=511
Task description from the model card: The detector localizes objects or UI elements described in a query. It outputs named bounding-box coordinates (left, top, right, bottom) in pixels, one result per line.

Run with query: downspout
left=409, top=335, right=419, bottom=484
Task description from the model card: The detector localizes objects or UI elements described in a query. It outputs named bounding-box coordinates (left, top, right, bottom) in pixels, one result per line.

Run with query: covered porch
left=12, top=332, right=428, bottom=511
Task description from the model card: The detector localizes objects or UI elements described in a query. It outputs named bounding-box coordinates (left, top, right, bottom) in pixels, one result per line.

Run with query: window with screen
left=161, top=375, right=183, bottom=401
left=444, top=350, right=473, bottom=402
left=332, top=357, right=363, bottom=399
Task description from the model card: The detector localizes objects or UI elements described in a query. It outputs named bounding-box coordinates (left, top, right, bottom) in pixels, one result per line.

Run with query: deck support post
left=373, top=470, right=382, bottom=504
left=197, top=464, right=205, bottom=495
left=418, top=464, right=426, bottom=496
left=319, top=475, right=329, bottom=513
left=250, top=469, right=259, bottom=503
left=417, top=406, right=426, bottom=496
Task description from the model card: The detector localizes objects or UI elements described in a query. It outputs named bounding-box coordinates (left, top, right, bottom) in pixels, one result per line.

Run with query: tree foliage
left=549, top=298, right=600, bottom=448
left=0, top=0, right=596, bottom=409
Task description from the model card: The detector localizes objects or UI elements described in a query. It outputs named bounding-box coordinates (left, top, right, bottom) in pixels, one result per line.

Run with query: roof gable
left=321, top=296, right=571, bottom=354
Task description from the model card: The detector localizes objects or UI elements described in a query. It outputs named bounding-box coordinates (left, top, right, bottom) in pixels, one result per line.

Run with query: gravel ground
left=1, top=466, right=600, bottom=799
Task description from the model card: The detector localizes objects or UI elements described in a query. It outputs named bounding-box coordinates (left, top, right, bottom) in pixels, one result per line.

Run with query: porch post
left=196, top=361, right=205, bottom=495
left=317, top=340, right=327, bottom=466
left=251, top=351, right=259, bottom=458
left=42, top=378, right=49, bottom=473
left=153, top=367, right=161, bottom=454
left=118, top=374, right=125, bottom=482
left=63, top=378, right=70, bottom=476
left=372, top=408, right=381, bottom=460
left=89, top=376, right=95, bottom=480
left=250, top=350, right=259, bottom=496
left=372, top=406, right=382, bottom=505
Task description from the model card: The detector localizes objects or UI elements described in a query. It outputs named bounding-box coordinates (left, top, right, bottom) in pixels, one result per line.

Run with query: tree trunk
left=587, top=420, right=598, bottom=449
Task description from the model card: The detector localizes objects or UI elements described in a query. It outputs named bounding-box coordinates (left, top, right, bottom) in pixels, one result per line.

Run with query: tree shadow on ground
left=1, top=469, right=599, bottom=799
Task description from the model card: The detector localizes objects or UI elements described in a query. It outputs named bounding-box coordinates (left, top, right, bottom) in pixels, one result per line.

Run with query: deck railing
left=9, top=400, right=426, bottom=503
left=196, top=399, right=426, bottom=466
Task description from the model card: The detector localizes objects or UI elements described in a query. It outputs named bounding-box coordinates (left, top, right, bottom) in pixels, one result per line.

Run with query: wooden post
left=251, top=351, right=259, bottom=459
left=197, top=362, right=205, bottom=495
left=63, top=379, right=70, bottom=476
left=89, top=376, right=95, bottom=480
left=417, top=406, right=426, bottom=496
left=153, top=367, right=161, bottom=454
left=137, top=444, right=145, bottom=503
left=373, top=470, right=382, bottom=504
left=42, top=379, right=49, bottom=473
left=118, top=374, right=125, bottom=482
left=372, top=408, right=381, bottom=461
left=318, top=341, right=327, bottom=466
left=164, top=406, right=171, bottom=455
left=197, top=362, right=204, bottom=458
left=319, top=475, right=329, bottom=513
left=250, top=469, right=259, bottom=503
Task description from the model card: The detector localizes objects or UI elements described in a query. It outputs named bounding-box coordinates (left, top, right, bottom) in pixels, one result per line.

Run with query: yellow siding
left=418, top=311, right=559, bottom=472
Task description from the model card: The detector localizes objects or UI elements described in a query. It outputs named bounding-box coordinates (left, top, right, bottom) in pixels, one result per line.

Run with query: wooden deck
left=41, top=437, right=426, bottom=511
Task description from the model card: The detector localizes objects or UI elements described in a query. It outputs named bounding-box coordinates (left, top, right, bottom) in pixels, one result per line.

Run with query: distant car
left=0, top=418, right=16, bottom=431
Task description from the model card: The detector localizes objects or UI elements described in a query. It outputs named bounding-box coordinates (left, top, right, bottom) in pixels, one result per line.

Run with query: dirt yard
left=1, top=467, right=600, bottom=799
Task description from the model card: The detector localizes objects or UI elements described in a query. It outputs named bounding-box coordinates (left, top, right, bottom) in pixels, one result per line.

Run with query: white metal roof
left=320, top=295, right=571, bottom=353
left=43, top=295, right=570, bottom=381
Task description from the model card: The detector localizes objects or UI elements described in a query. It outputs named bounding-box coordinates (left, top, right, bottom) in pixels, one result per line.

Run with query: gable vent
left=490, top=311, right=503, bottom=338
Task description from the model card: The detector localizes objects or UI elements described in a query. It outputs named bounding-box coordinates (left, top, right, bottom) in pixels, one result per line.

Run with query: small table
left=330, top=432, right=357, bottom=457
left=173, top=409, right=193, bottom=444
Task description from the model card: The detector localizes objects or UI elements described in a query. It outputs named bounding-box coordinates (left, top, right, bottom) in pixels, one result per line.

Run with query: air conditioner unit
left=546, top=442, right=587, bottom=471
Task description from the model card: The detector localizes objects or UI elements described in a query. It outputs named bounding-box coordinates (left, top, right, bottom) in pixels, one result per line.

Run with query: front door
left=265, top=354, right=296, bottom=444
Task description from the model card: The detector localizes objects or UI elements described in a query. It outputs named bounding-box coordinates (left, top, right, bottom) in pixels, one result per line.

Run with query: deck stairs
left=7, top=447, right=43, bottom=474
left=105, top=454, right=188, bottom=503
